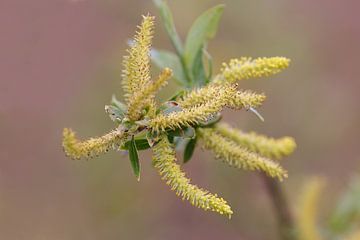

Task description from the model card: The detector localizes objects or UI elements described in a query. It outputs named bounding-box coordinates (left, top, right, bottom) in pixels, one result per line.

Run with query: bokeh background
left=1, top=0, right=360, bottom=239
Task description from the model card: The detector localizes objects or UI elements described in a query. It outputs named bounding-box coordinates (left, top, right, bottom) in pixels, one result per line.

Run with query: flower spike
left=127, top=68, right=172, bottom=120
left=150, top=89, right=233, bottom=132
left=215, top=123, right=296, bottom=160
left=152, top=135, right=233, bottom=217
left=179, top=84, right=265, bottom=110
left=122, top=15, right=155, bottom=102
left=197, top=128, right=288, bottom=180
left=62, top=128, right=128, bottom=160
left=228, top=90, right=266, bottom=110
left=178, top=84, right=237, bottom=108
left=213, top=57, right=290, bottom=84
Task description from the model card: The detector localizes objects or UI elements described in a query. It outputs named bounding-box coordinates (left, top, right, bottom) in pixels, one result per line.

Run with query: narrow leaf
left=199, top=113, right=222, bottom=127
left=151, top=49, right=187, bottom=85
left=128, top=136, right=141, bottom=181
left=153, top=0, right=183, bottom=54
left=105, top=105, right=125, bottom=123
left=122, top=139, right=151, bottom=151
left=183, top=137, right=197, bottom=163
left=111, top=95, right=127, bottom=112
left=184, top=4, right=224, bottom=71
left=191, top=46, right=207, bottom=87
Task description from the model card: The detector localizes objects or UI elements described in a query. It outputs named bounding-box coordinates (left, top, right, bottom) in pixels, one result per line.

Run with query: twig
left=261, top=173, right=295, bottom=240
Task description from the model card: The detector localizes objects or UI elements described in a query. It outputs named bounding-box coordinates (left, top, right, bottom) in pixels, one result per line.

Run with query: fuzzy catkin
left=197, top=127, right=288, bottom=180
left=215, top=123, right=296, bottom=159
left=152, top=136, right=233, bottom=217
left=127, top=68, right=172, bottom=120
left=122, top=15, right=155, bottom=102
left=62, top=128, right=127, bottom=160
left=213, top=57, right=290, bottom=84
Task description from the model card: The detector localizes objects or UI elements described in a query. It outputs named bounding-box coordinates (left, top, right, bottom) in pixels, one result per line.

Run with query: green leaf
left=153, top=0, right=183, bottom=54
left=122, top=138, right=151, bottom=151
left=184, top=127, right=196, bottom=139
left=168, top=90, right=185, bottom=101
left=183, top=137, right=197, bottom=163
left=166, top=128, right=183, bottom=137
left=199, top=113, right=222, bottom=127
left=105, top=105, right=124, bottom=123
left=184, top=4, right=224, bottom=73
left=105, top=95, right=127, bottom=123
left=111, top=95, right=127, bottom=112
left=128, top=136, right=141, bottom=181
left=203, top=48, right=213, bottom=82
left=192, top=46, right=207, bottom=87
left=151, top=49, right=187, bottom=85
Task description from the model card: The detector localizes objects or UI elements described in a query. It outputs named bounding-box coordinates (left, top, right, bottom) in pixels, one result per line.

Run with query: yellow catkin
left=127, top=68, right=172, bottom=121
left=152, top=136, right=233, bottom=217
left=213, top=57, right=290, bottom=84
left=122, top=15, right=155, bottom=102
left=228, top=90, right=266, bottom=109
left=178, top=84, right=265, bottom=110
left=178, top=84, right=237, bottom=108
left=297, top=178, right=325, bottom=240
left=150, top=89, right=232, bottom=132
left=62, top=128, right=127, bottom=160
left=197, top=128, right=287, bottom=180
left=215, top=123, right=296, bottom=160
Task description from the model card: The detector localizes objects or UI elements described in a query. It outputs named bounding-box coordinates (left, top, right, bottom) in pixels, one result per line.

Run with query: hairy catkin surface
left=152, top=136, right=233, bottom=217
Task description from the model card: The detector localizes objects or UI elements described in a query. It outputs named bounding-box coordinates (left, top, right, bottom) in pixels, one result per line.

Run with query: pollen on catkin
left=178, top=84, right=237, bottom=108
left=197, top=128, right=288, bottom=180
left=122, top=15, right=155, bottom=102
left=297, top=178, right=325, bottom=240
left=213, top=57, right=290, bottom=84
left=152, top=136, right=233, bottom=217
left=150, top=90, right=231, bottom=132
left=127, top=68, right=172, bottom=121
left=62, top=128, right=127, bottom=160
left=215, top=123, right=296, bottom=160
left=228, top=90, right=266, bottom=110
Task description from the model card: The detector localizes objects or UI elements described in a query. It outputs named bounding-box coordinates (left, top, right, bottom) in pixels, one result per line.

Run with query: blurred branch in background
left=262, top=174, right=295, bottom=240
left=296, top=176, right=360, bottom=240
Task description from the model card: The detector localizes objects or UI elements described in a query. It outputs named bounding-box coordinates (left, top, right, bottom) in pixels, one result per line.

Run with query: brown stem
left=260, top=173, right=295, bottom=240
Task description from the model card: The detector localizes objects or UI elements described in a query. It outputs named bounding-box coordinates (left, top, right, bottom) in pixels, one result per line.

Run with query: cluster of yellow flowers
left=62, top=15, right=295, bottom=218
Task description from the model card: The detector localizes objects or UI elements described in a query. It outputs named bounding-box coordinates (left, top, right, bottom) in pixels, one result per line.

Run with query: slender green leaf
left=199, top=113, right=222, bottom=127
left=111, top=95, right=127, bottom=112
left=122, top=138, right=151, bottom=151
left=203, top=48, right=213, bottom=82
left=184, top=4, right=224, bottom=71
left=184, top=127, right=196, bottom=139
left=151, top=49, right=187, bottom=85
left=105, top=105, right=124, bottom=123
left=167, top=128, right=183, bottom=138
left=192, top=47, right=207, bottom=87
left=153, top=0, right=183, bottom=54
left=168, top=90, right=185, bottom=101
left=128, top=136, right=141, bottom=181
left=162, top=103, right=183, bottom=116
left=183, top=137, right=197, bottom=163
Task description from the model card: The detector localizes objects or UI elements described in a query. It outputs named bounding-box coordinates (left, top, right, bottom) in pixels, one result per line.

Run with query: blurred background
left=1, top=0, right=360, bottom=239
